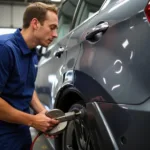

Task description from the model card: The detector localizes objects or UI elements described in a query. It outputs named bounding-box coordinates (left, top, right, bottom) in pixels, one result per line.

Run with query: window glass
left=57, top=0, right=79, bottom=41
left=75, top=0, right=105, bottom=27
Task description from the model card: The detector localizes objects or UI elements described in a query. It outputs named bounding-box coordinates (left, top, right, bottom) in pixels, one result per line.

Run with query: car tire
left=62, top=102, right=96, bottom=150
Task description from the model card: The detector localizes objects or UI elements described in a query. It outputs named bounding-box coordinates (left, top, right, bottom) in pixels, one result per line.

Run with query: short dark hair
left=23, top=2, right=58, bottom=29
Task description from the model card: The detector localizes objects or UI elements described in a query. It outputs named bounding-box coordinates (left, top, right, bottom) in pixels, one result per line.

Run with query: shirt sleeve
left=0, top=44, right=12, bottom=93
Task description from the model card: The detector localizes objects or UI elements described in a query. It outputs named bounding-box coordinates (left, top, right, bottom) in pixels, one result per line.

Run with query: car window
left=57, top=0, right=79, bottom=41
left=74, top=0, right=105, bottom=27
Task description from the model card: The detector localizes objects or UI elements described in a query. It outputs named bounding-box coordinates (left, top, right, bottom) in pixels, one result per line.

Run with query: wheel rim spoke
left=73, top=121, right=84, bottom=150
left=64, top=107, right=94, bottom=150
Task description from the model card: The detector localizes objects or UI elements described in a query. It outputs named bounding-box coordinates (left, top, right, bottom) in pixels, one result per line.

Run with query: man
left=0, top=2, right=59, bottom=150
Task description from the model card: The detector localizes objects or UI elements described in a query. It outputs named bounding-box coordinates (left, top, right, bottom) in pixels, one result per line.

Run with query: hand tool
left=30, top=108, right=86, bottom=150
left=45, top=108, right=85, bottom=135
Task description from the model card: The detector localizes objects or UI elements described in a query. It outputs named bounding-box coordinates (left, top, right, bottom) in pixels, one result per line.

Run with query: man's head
left=22, top=2, right=58, bottom=47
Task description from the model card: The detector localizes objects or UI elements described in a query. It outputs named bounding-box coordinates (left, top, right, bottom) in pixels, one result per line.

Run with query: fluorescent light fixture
left=111, top=84, right=120, bottom=91
left=130, top=26, right=134, bottom=29
left=122, top=39, right=129, bottom=49
left=114, top=59, right=122, bottom=65
left=130, top=51, right=133, bottom=60
left=103, top=77, right=107, bottom=84
left=115, top=66, right=123, bottom=74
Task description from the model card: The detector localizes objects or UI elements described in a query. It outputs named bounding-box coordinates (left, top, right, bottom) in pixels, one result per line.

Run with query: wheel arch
left=54, top=69, right=115, bottom=112
left=54, top=86, right=86, bottom=112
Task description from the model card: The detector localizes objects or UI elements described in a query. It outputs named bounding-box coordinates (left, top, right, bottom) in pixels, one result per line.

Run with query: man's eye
left=50, top=26, right=57, bottom=30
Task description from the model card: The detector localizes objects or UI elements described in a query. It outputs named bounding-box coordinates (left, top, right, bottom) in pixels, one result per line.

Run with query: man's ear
left=30, top=18, right=40, bottom=30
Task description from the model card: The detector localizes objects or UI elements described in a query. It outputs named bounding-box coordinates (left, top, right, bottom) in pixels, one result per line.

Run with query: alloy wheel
left=62, top=103, right=95, bottom=150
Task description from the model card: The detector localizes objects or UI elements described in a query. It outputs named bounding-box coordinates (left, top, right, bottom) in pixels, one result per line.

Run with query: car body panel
left=86, top=102, right=119, bottom=150
left=49, top=10, right=102, bottom=106
left=74, top=0, right=150, bottom=104
left=86, top=99, right=150, bottom=150
left=35, top=35, right=69, bottom=108
left=34, top=0, right=150, bottom=149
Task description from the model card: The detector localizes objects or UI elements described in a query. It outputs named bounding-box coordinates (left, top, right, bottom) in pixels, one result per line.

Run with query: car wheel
left=62, top=102, right=96, bottom=150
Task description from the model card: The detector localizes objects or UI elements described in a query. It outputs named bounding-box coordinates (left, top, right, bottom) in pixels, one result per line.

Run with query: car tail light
left=145, top=1, right=150, bottom=22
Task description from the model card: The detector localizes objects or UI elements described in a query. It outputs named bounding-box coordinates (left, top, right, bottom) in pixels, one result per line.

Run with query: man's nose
left=52, top=30, right=58, bottom=38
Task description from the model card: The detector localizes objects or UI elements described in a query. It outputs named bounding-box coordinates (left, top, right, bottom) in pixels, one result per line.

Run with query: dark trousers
left=0, top=125, right=32, bottom=150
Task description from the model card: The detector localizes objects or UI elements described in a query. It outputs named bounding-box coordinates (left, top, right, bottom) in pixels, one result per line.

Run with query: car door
left=72, top=0, right=150, bottom=149
left=76, top=0, right=150, bottom=105
left=35, top=0, right=80, bottom=109
left=64, top=0, right=103, bottom=80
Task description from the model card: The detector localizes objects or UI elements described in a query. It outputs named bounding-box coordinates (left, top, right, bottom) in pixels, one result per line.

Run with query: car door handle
left=86, top=22, right=109, bottom=42
left=54, top=47, right=65, bottom=58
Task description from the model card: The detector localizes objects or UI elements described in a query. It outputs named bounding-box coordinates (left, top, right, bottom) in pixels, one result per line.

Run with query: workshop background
left=0, top=1, right=62, bottom=150
left=0, top=0, right=61, bottom=34
left=1, top=0, right=150, bottom=150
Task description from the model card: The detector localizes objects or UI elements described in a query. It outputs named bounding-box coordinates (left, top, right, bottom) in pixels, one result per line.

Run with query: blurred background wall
left=0, top=0, right=62, bottom=34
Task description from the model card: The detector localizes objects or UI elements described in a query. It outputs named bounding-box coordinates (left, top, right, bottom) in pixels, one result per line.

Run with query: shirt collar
left=14, top=28, right=36, bottom=55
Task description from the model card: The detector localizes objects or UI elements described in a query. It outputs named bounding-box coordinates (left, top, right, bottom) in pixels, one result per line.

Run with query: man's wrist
left=26, top=114, right=35, bottom=127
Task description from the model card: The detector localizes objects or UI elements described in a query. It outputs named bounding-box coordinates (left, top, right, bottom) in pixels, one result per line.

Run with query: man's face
left=34, top=11, right=58, bottom=47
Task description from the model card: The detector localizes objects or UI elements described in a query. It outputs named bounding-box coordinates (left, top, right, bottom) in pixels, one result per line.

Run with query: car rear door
left=76, top=0, right=150, bottom=105
left=73, top=0, right=150, bottom=149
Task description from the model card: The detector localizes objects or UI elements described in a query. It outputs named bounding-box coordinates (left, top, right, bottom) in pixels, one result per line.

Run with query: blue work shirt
left=0, top=29, right=38, bottom=134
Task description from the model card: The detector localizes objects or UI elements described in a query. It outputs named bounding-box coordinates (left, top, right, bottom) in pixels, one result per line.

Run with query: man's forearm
left=0, top=97, right=34, bottom=126
left=30, top=91, right=46, bottom=113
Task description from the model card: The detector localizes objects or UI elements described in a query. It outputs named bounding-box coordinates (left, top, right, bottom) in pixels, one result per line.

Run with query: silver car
left=36, top=0, right=150, bottom=149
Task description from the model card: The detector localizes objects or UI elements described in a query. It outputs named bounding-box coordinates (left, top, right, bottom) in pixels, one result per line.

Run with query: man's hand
left=31, top=110, right=59, bottom=132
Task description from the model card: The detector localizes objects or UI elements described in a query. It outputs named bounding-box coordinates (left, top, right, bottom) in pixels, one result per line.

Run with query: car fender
left=53, top=70, right=115, bottom=110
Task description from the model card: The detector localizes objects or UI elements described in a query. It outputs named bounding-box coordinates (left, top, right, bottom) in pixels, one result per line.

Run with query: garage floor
left=30, top=127, right=54, bottom=150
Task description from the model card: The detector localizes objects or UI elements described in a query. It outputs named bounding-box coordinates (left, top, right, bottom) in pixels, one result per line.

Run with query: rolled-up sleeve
left=0, top=44, right=12, bottom=93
